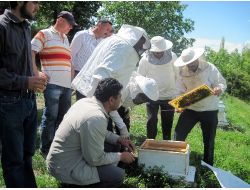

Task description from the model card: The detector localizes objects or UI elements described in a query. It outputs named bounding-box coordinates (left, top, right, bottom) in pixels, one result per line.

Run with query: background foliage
left=98, top=1, right=195, bottom=55
left=206, top=47, right=250, bottom=101
left=33, top=1, right=101, bottom=41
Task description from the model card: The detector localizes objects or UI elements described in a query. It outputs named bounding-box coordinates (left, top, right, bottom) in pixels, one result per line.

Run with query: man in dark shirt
left=0, top=1, right=46, bottom=187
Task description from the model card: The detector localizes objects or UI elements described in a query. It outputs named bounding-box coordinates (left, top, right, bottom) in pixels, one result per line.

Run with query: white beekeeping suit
left=71, top=24, right=150, bottom=138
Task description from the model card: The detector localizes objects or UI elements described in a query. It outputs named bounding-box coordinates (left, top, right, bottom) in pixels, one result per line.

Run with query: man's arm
left=31, top=50, right=39, bottom=77
left=109, top=111, right=129, bottom=138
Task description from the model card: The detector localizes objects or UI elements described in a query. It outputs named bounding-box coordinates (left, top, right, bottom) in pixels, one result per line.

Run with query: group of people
left=0, top=1, right=227, bottom=188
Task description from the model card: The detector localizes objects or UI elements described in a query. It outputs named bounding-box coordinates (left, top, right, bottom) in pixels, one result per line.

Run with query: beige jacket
left=46, top=97, right=120, bottom=185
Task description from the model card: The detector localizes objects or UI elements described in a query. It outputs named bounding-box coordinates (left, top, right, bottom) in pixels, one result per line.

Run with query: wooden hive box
left=138, top=139, right=190, bottom=177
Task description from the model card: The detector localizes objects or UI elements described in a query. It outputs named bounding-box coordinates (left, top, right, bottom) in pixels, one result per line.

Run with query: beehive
left=138, top=139, right=190, bottom=176
left=168, top=84, right=213, bottom=111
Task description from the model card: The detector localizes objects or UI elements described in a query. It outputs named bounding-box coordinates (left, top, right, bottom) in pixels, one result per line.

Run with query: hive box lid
left=140, top=139, right=189, bottom=153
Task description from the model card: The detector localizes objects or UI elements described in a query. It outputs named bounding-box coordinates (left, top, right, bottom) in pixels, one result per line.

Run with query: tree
left=33, top=2, right=101, bottom=41
left=98, top=1, right=195, bottom=55
left=220, top=37, right=225, bottom=50
left=0, top=1, right=9, bottom=15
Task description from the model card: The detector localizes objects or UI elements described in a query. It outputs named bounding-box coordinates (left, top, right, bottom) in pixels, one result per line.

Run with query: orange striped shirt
left=31, top=26, right=72, bottom=88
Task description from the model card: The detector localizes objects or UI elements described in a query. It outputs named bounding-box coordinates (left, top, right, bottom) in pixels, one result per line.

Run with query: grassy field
left=0, top=93, right=249, bottom=187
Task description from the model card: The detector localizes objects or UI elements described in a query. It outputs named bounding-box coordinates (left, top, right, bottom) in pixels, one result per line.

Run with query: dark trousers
left=61, top=143, right=124, bottom=188
left=0, top=92, right=37, bottom=187
left=74, top=70, right=86, bottom=101
left=146, top=100, right=175, bottom=140
left=174, top=109, right=218, bottom=165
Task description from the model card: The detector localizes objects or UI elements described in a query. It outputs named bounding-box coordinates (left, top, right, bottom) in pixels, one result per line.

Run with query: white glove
left=119, top=127, right=129, bottom=138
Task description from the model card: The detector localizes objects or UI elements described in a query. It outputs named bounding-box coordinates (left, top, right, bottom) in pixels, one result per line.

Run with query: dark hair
left=94, top=78, right=123, bottom=102
left=97, top=19, right=112, bottom=26
left=9, top=1, right=18, bottom=9
left=9, top=1, right=28, bottom=9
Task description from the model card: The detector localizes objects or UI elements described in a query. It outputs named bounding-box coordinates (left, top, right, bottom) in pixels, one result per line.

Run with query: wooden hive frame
left=168, top=84, right=213, bottom=111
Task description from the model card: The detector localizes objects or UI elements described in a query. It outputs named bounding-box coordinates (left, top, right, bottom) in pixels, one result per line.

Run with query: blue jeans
left=40, top=84, right=71, bottom=155
left=146, top=100, right=175, bottom=140
left=0, top=92, right=37, bottom=187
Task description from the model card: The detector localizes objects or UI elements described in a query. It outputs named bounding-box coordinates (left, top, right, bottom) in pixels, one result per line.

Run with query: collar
left=4, top=9, right=30, bottom=26
left=92, top=97, right=110, bottom=119
left=50, top=26, right=60, bottom=34
left=50, top=26, right=66, bottom=38
left=88, top=28, right=95, bottom=37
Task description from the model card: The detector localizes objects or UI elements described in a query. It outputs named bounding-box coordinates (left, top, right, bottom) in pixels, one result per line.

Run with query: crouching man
left=46, top=78, right=135, bottom=187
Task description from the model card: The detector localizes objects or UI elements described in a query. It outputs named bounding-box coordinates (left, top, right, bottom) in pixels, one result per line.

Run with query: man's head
left=94, top=78, right=123, bottom=111
left=117, top=24, right=150, bottom=56
left=10, top=1, right=39, bottom=20
left=94, top=20, right=113, bottom=39
left=150, top=36, right=173, bottom=59
left=56, top=11, right=77, bottom=34
left=174, top=48, right=205, bottom=72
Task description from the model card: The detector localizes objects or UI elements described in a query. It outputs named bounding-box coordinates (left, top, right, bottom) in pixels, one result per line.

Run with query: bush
left=206, top=48, right=250, bottom=101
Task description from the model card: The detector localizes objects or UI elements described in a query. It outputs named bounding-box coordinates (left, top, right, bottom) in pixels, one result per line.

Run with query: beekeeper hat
left=174, top=48, right=205, bottom=67
left=134, top=75, right=159, bottom=101
left=150, top=36, right=173, bottom=52
left=117, top=24, right=150, bottom=50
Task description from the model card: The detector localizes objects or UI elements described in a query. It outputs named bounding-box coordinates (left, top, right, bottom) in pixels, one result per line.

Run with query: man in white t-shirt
left=70, top=20, right=113, bottom=100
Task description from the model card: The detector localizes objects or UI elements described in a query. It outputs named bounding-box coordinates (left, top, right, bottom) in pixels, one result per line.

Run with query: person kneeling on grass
left=46, top=78, right=135, bottom=187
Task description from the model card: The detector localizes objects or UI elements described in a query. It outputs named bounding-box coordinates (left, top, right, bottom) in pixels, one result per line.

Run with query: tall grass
left=0, top=93, right=249, bottom=187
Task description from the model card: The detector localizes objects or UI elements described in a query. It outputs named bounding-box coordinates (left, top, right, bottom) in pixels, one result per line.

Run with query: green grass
left=0, top=93, right=249, bottom=187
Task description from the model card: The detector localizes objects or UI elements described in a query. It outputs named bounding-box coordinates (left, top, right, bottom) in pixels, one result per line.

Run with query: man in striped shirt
left=70, top=20, right=113, bottom=100
left=31, top=11, right=77, bottom=158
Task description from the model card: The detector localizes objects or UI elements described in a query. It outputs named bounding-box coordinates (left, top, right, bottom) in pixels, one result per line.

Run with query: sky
left=181, top=1, right=250, bottom=52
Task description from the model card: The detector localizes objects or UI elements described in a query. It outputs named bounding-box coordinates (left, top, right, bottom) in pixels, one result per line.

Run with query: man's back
left=47, top=97, right=119, bottom=185
left=72, top=34, right=139, bottom=97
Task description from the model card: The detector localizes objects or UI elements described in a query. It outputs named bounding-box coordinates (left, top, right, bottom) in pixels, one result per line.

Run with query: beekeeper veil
left=117, top=24, right=150, bottom=55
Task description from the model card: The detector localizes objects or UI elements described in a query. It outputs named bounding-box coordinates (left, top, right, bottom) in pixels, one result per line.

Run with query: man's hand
left=28, top=76, right=47, bottom=92
left=175, top=108, right=184, bottom=113
left=119, top=152, right=135, bottom=164
left=117, top=137, right=136, bottom=153
left=213, top=87, right=222, bottom=96
left=119, top=127, right=129, bottom=138
left=38, top=71, right=50, bottom=83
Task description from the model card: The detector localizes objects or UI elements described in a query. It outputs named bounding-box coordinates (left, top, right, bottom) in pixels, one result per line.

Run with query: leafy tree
left=206, top=48, right=250, bottom=101
left=0, top=1, right=9, bottom=15
left=242, top=44, right=250, bottom=74
left=98, top=1, right=195, bottom=55
left=33, top=1, right=101, bottom=41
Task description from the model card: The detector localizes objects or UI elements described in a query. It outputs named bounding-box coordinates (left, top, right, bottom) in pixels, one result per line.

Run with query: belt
left=0, top=89, right=35, bottom=99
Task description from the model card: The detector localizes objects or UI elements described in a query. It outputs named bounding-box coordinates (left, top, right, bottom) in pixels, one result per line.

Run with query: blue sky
left=181, top=1, right=250, bottom=52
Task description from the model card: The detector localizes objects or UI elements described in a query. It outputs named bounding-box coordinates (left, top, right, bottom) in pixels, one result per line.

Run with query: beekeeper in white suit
left=106, top=72, right=159, bottom=139
left=72, top=24, right=150, bottom=138
left=122, top=72, right=159, bottom=109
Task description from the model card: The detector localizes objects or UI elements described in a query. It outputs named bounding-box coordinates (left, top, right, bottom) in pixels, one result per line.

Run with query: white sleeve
left=109, top=111, right=126, bottom=129
left=31, top=30, right=45, bottom=53
left=209, top=63, right=227, bottom=93
left=137, top=57, right=147, bottom=76
left=70, top=32, right=83, bottom=60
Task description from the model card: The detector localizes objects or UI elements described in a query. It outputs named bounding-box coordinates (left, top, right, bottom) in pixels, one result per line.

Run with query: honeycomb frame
left=169, top=84, right=213, bottom=110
